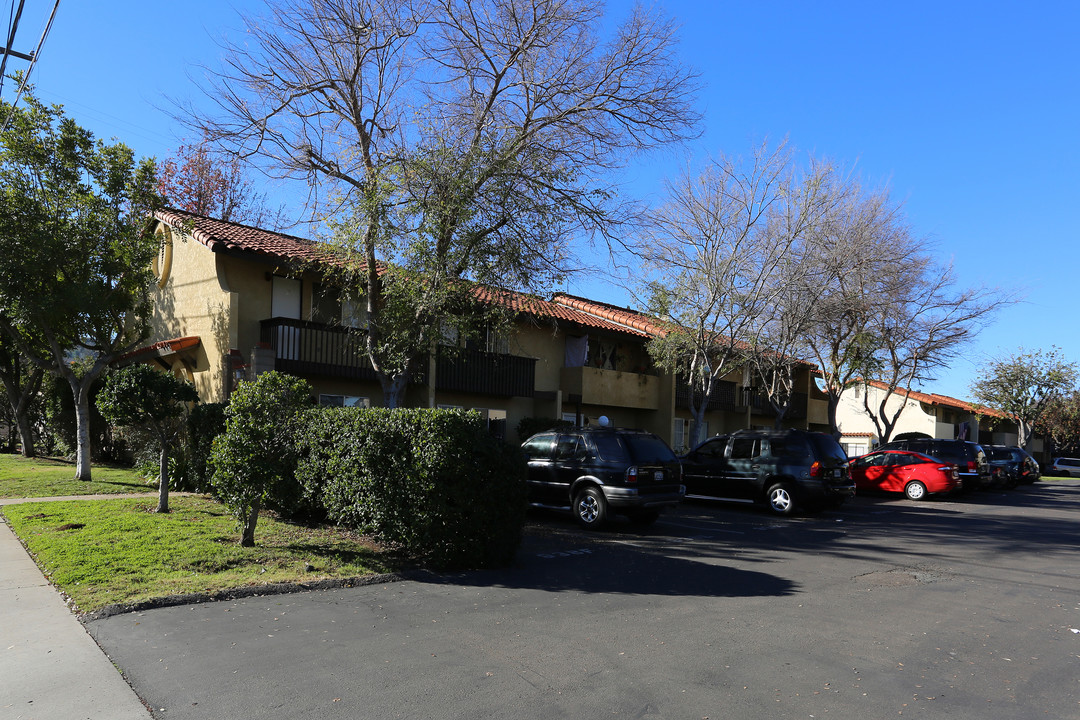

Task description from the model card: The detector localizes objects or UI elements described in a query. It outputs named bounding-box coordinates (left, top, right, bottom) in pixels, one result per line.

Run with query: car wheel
left=904, top=480, right=928, bottom=500
left=765, top=482, right=797, bottom=516
left=627, top=509, right=660, bottom=526
left=574, top=487, right=608, bottom=528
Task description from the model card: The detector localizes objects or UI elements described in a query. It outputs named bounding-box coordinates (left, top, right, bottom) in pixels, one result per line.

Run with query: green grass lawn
left=2, top=495, right=396, bottom=613
left=0, top=453, right=152, bottom=498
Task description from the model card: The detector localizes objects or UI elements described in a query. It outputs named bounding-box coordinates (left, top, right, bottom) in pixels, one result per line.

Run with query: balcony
left=260, top=318, right=378, bottom=381
left=436, top=347, right=536, bottom=398
left=561, top=366, right=660, bottom=410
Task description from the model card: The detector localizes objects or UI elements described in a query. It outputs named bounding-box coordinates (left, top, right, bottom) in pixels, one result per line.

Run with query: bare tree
left=796, top=179, right=919, bottom=438
left=636, top=141, right=798, bottom=445
left=182, top=0, right=700, bottom=406
left=858, top=262, right=1010, bottom=443
left=742, top=157, right=846, bottom=428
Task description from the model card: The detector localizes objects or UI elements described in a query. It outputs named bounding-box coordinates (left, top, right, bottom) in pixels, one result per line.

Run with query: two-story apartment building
left=143, top=208, right=821, bottom=447
left=833, top=379, right=1042, bottom=458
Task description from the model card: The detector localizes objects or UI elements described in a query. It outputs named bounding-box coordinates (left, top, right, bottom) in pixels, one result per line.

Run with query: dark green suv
left=521, top=427, right=685, bottom=528
left=680, top=429, right=854, bottom=515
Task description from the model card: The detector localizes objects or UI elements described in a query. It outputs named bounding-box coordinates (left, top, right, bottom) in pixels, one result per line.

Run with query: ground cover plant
left=0, top=453, right=149, bottom=498
left=2, top=495, right=394, bottom=613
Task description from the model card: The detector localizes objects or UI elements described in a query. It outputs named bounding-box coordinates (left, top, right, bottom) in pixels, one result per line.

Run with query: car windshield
left=807, top=433, right=848, bottom=462
left=984, top=447, right=1012, bottom=461
left=622, top=434, right=677, bottom=464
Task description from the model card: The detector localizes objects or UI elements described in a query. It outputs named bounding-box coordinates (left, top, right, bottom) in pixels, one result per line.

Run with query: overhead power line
left=0, top=0, right=29, bottom=93
left=1, top=0, right=60, bottom=133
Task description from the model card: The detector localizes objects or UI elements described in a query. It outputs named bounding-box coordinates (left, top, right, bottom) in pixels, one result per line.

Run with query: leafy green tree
left=210, top=372, right=311, bottom=546
left=1036, top=391, right=1080, bottom=457
left=971, top=347, right=1078, bottom=450
left=0, top=330, right=44, bottom=456
left=0, top=89, right=161, bottom=480
left=96, top=364, right=199, bottom=513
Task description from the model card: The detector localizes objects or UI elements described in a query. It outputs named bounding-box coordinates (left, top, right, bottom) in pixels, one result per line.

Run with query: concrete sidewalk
left=1, top=500, right=152, bottom=720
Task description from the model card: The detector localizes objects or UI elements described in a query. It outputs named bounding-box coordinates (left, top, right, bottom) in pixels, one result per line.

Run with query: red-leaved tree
left=158, top=140, right=285, bottom=228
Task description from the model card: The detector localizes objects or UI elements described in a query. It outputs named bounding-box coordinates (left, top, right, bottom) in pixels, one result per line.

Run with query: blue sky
left=6, top=0, right=1077, bottom=400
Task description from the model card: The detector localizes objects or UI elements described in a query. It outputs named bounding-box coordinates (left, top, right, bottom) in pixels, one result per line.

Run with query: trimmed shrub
left=210, top=372, right=313, bottom=546
left=296, top=407, right=527, bottom=570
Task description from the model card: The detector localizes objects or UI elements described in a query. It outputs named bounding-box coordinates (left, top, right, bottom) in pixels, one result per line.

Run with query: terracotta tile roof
left=552, top=293, right=671, bottom=337
left=155, top=210, right=654, bottom=339
left=155, top=208, right=337, bottom=265
left=475, top=287, right=650, bottom=338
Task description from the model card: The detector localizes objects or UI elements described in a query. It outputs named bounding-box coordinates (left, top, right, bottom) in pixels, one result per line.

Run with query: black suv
left=982, top=445, right=1041, bottom=487
left=680, top=429, right=854, bottom=515
left=520, top=427, right=685, bottom=528
left=875, top=438, right=990, bottom=490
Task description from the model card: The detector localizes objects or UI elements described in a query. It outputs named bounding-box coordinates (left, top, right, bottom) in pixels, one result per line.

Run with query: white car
left=1049, top=458, right=1080, bottom=477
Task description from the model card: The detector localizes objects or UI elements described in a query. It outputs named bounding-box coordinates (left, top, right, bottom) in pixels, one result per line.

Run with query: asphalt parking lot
left=88, top=479, right=1080, bottom=720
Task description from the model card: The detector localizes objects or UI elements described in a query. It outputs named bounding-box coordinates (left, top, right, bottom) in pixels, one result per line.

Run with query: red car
left=848, top=450, right=961, bottom=500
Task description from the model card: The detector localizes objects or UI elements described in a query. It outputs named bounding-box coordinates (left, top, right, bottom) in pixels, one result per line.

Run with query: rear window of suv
left=807, top=433, right=848, bottom=462
left=621, top=434, right=677, bottom=464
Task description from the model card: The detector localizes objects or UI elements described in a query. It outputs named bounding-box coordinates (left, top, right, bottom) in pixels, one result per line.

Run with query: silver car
left=1049, top=458, right=1080, bottom=477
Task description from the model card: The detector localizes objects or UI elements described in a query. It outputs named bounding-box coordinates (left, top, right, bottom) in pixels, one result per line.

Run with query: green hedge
left=185, top=402, right=227, bottom=492
left=295, top=407, right=527, bottom=570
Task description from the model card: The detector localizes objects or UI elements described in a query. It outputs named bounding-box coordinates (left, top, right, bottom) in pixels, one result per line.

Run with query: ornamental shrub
left=210, top=371, right=312, bottom=546
left=295, top=407, right=527, bottom=570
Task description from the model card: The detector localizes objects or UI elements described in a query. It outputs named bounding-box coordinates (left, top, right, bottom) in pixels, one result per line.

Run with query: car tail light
left=967, top=460, right=977, bottom=473
left=809, top=461, right=821, bottom=477
left=626, top=466, right=638, bottom=483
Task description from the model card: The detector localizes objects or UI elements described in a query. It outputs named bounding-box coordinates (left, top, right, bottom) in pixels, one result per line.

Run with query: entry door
left=271, top=276, right=302, bottom=360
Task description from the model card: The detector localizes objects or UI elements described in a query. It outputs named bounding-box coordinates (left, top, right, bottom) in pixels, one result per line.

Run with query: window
left=842, top=442, right=869, bottom=457
left=672, top=419, right=689, bottom=452
left=319, top=395, right=370, bottom=408
left=730, top=437, right=760, bottom=460
left=696, top=437, right=728, bottom=459
left=485, top=327, right=510, bottom=355
left=673, top=418, right=707, bottom=452
left=522, top=434, right=555, bottom=460
left=771, top=436, right=811, bottom=459
left=556, top=435, right=587, bottom=460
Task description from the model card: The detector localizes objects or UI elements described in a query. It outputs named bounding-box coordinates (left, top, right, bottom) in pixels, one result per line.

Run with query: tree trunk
left=15, top=408, right=35, bottom=458
left=240, top=497, right=261, bottom=547
left=71, top=378, right=94, bottom=481
left=380, top=374, right=409, bottom=409
left=1018, top=420, right=1034, bottom=451
left=157, top=441, right=170, bottom=513
left=827, top=392, right=842, bottom=440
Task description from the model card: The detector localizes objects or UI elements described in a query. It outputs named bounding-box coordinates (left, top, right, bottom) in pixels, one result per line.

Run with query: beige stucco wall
left=150, top=224, right=239, bottom=403
left=833, top=384, right=938, bottom=443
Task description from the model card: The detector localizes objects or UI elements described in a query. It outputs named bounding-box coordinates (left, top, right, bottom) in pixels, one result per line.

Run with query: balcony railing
left=260, top=317, right=378, bottom=381
left=436, top=347, right=536, bottom=398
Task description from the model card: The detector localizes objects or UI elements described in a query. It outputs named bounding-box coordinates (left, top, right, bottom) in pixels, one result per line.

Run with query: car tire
left=765, top=482, right=797, bottom=516
left=904, top=480, right=928, bottom=501
left=574, top=487, right=608, bottom=528
left=627, top=509, right=661, bottom=526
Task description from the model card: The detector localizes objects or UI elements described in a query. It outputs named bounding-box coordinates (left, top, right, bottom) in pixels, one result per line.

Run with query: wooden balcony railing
left=436, top=346, right=536, bottom=398
left=260, top=318, right=378, bottom=381
left=259, top=319, right=535, bottom=396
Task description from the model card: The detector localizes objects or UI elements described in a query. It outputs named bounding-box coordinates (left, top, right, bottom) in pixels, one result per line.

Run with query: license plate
left=654, top=471, right=664, bottom=482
